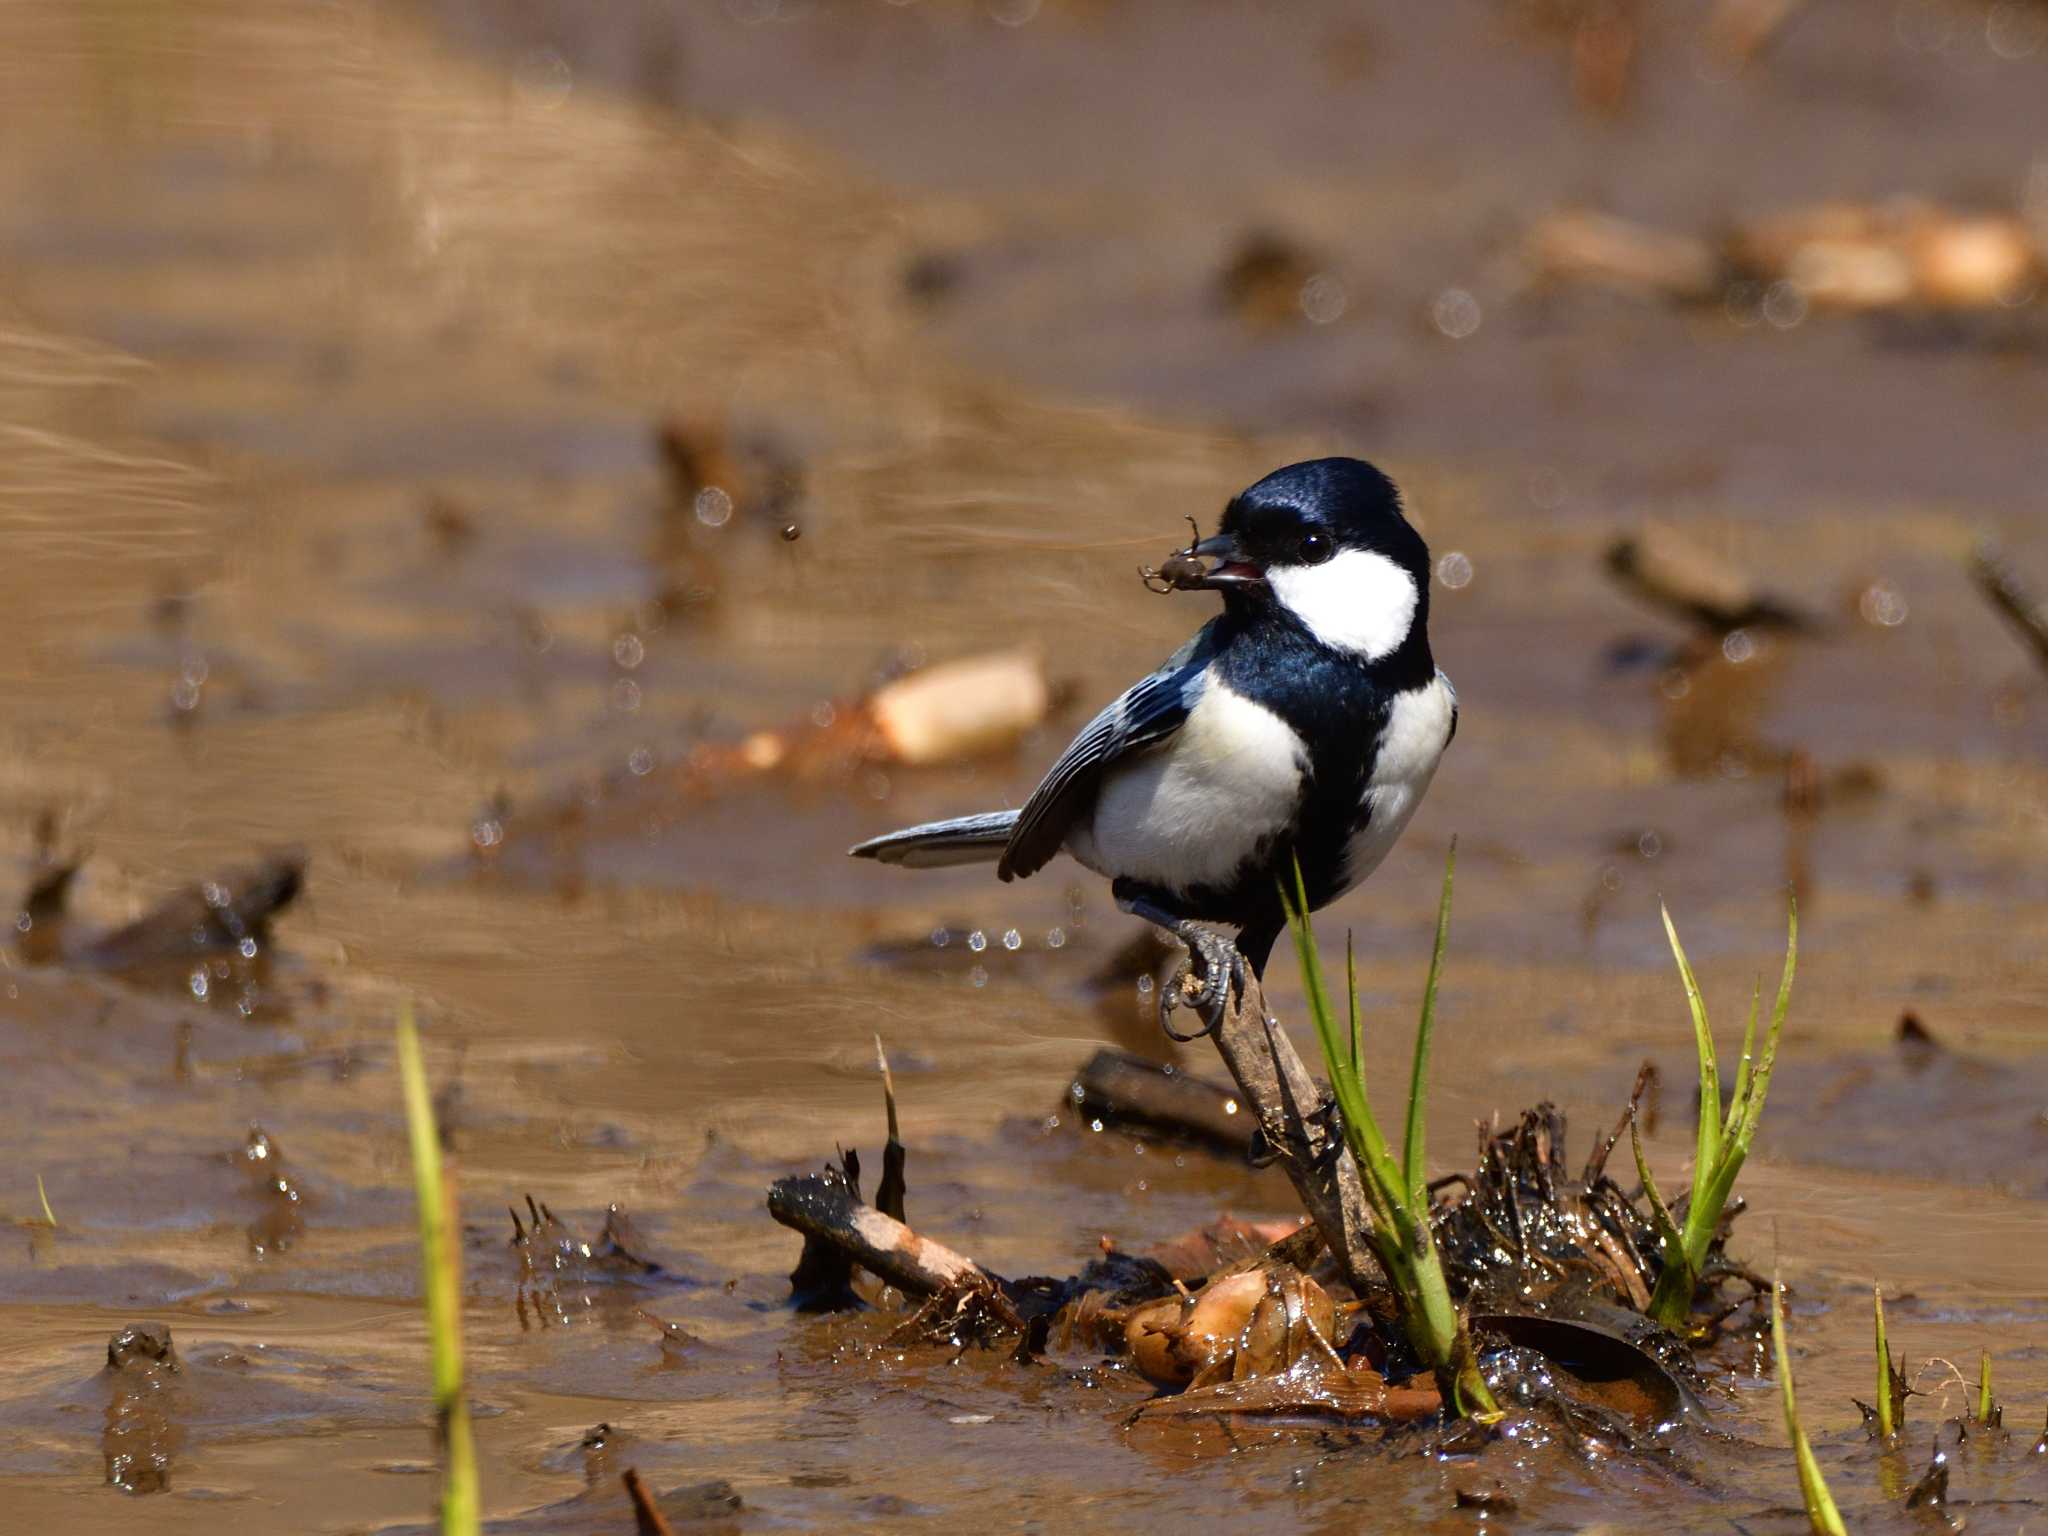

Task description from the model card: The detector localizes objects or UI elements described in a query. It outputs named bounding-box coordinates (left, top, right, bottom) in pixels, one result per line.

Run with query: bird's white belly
left=1340, top=671, right=1456, bottom=891
left=1068, top=679, right=1305, bottom=891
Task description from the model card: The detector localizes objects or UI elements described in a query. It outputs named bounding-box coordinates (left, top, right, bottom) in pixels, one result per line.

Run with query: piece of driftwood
left=1071, top=1047, right=1254, bottom=1155
left=622, top=1468, right=678, bottom=1536
left=767, top=1172, right=994, bottom=1299
left=1970, top=543, right=2048, bottom=674
left=1163, top=960, right=1381, bottom=1299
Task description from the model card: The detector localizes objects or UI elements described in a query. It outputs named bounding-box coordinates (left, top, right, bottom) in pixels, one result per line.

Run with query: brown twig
left=767, top=1172, right=994, bottom=1298
left=622, top=1468, right=678, bottom=1536
left=1168, top=964, right=1381, bottom=1297
left=1971, top=542, right=2048, bottom=674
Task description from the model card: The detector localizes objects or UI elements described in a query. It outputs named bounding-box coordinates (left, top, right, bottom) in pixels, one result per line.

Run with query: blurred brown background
left=0, top=2, right=2043, bottom=1529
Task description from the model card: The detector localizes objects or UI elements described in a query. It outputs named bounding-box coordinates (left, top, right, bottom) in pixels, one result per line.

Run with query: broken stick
left=767, top=1172, right=994, bottom=1298
left=1169, top=962, right=1382, bottom=1298
left=1971, top=542, right=2048, bottom=674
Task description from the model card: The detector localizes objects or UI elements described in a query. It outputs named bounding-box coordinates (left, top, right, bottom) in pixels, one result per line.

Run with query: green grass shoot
left=1873, top=1284, right=1900, bottom=1439
left=1977, top=1349, right=1994, bottom=1425
left=397, top=1003, right=480, bottom=1536
left=34, top=1174, right=55, bottom=1228
left=1772, top=1270, right=1848, bottom=1536
left=1641, top=900, right=1798, bottom=1330
left=1284, top=841, right=1500, bottom=1421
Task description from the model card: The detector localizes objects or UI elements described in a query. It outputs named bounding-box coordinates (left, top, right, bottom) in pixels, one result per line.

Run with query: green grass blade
left=1660, top=904, right=1722, bottom=1194
left=1345, top=931, right=1362, bottom=1085
left=1773, top=1271, right=1849, bottom=1536
left=1724, top=978, right=1760, bottom=1141
left=35, top=1174, right=55, bottom=1228
left=1732, top=899, right=1798, bottom=1153
left=1403, top=840, right=1455, bottom=1205
left=397, top=1005, right=481, bottom=1536
left=1629, top=1115, right=1684, bottom=1267
left=1873, top=1285, right=1895, bottom=1439
left=1282, top=863, right=1395, bottom=1197
left=1978, top=1349, right=1993, bottom=1424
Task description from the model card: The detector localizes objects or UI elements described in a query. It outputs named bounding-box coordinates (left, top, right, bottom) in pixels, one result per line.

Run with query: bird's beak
left=1189, top=532, right=1266, bottom=590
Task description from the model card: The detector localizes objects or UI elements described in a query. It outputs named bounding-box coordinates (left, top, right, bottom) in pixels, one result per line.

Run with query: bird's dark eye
left=1297, top=531, right=1333, bottom=565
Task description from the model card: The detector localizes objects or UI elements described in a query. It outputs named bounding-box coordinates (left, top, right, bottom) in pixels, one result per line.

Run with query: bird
left=850, top=456, right=1455, bottom=999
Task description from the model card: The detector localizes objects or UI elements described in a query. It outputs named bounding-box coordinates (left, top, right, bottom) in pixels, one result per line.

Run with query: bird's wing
left=997, top=624, right=1218, bottom=882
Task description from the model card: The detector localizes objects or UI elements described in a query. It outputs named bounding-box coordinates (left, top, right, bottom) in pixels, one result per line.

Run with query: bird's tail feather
left=849, top=809, right=1020, bottom=868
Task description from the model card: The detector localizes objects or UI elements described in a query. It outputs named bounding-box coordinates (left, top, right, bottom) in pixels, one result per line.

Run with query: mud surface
left=0, top=2, right=2044, bottom=1530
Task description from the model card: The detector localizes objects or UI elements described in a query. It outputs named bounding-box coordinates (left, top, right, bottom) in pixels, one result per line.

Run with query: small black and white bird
left=850, top=456, right=1455, bottom=987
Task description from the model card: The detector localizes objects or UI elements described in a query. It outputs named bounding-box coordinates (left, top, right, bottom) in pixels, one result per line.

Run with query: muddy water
left=0, top=1, right=2044, bottom=1530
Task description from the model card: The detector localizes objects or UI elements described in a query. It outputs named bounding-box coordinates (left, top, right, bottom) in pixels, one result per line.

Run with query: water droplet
left=611, top=677, right=642, bottom=713
left=1637, top=830, right=1663, bottom=859
left=1089, top=1118, right=1104, bottom=1134
left=1298, top=272, right=1348, bottom=325
left=612, top=633, right=645, bottom=670
left=966, top=930, right=988, bottom=953
left=1860, top=581, right=1909, bottom=626
left=189, top=969, right=210, bottom=1000
left=471, top=818, right=504, bottom=850
left=512, top=47, right=573, bottom=107
left=1431, top=287, right=1482, bottom=339
left=1718, top=282, right=1761, bottom=331
left=780, top=523, right=802, bottom=542
left=1721, top=628, right=1756, bottom=664
left=1659, top=668, right=1693, bottom=701
left=968, top=965, right=988, bottom=988
left=693, top=486, right=734, bottom=527
left=930, top=927, right=952, bottom=948
left=1437, top=551, right=1473, bottom=590
left=627, top=746, right=655, bottom=776
left=1762, top=280, right=1808, bottom=329
left=811, top=701, right=837, bottom=729
left=1527, top=466, right=1568, bottom=509
left=1001, top=928, right=1022, bottom=951
left=1045, top=927, right=1066, bottom=949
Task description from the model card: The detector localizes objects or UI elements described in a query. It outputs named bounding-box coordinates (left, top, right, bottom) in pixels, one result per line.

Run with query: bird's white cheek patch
left=1267, top=550, right=1418, bottom=660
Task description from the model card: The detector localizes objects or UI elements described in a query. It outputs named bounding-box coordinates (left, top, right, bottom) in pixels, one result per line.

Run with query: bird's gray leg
left=1112, top=881, right=1247, bottom=1041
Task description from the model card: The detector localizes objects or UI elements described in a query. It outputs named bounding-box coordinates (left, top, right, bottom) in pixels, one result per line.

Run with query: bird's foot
left=1114, top=888, right=1251, bottom=1043
left=1158, top=928, right=1246, bottom=1041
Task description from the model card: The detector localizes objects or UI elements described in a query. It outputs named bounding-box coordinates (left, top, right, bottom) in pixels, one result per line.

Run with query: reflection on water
left=0, top=1, right=2042, bottom=1530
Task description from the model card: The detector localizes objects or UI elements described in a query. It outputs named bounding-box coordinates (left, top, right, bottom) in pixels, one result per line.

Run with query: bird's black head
left=1187, top=457, right=1432, bottom=664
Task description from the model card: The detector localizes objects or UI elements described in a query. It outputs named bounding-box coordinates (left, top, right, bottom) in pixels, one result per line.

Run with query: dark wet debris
left=106, top=1322, right=179, bottom=1374
left=1069, top=1046, right=1253, bottom=1156
left=13, top=850, right=304, bottom=985
left=783, top=1152, right=868, bottom=1313
left=1604, top=524, right=1815, bottom=635
left=509, top=1195, right=667, bottom=1281
left=237, top=1124, right=308, bottom=1257
left=507, top=1196, right=689, bottom=1330
left=103, top=1323, right=182, bottom=1494
left=1972, top=541, right=2048, bottom=675
left=771, top=1071, right=1748, bottom=1440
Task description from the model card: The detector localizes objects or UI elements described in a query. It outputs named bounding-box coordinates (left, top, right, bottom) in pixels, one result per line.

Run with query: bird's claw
left=1156, top=928, right=1247, bottom=1042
